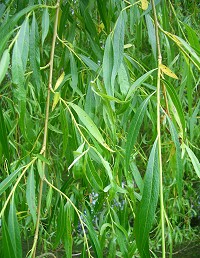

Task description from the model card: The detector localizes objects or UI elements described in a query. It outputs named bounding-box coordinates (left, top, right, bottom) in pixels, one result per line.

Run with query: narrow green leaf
left=108, top=237, right=117, bottom=258
left=92, top=148, right=113, bottom=182
left=2, top=218, right=16, bottom=258
left=17, top=17, right=29, bottom=71
left=48, top=123, right=63, bottom=134
left=60, top=105, right=69, bottom=156
left=80, top=5, right=98, bottom=43
left=46, top=186, right=53, bottom=211
left=35, top=153, right=50, bottom=165
left=26, top=165, right=37, bottom=225
left=184, top=23, right=200, bottom=50
left=12, top=41, right=24, bottom=87
left=126, top=69, right=157, bottom=99
left=54, top=198, right=65, bottom=248
left=118, top=62, right=130, bottom=95
left=111, top=13, right=125, bottom=91
left=70, top=52, right=78, bottom=90
left=103, top=34, right=113, bottom=96
left=167, top=117, right=183, bottom=196
left=0, top=104, right=10, bottom=162
left=12, top=39, right=26, bottom=102
left=68, top=102, right=113, bottom=152
left=185, top=145, right=200, bottom=178
left=92, top=88, right=127, bottom=103
left=0, top=49, right=10, bottom=84
left=130, top=162, right=144, bottom=193
left=0, top=5, right=40, bottom=57
left=113, top=221, right=128, bottom=240
left=164, top=80, right=186, bottom=136
left=189, top=100, right=200, bottom=140
left=42, top=8, right=49, bottom=46
left=86, top=156, right=103, bottom=191
left=111, top=209, right=128, bottom=255
left=135, top=139, right=159, bottom=258
left=52, top=92, right=60, bottom=111
left=125, top=93, right=154, bottom=171
left=0, top=167, right=23, bottom=196
left=84, top=210, right=103, bottom=258
left=96, top=0, right=110, bottom=32
left=30, top=12, right=40, bottom=90
left=37, top=159, right=44, bottom=180
left=145, top=14, right=156, bottom=61
left=8, top=197, right=22, bottom=258
left=100, top=223, right=112, bottom=236
left=63, top=203, right=73, bottom=258
left=176, top=35, right=200, bottom=69
left=79, top=54, right=99, bottom=72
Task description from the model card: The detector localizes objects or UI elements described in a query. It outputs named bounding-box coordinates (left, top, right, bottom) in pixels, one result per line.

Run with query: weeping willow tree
left=0, top=0, right=199, bottom=257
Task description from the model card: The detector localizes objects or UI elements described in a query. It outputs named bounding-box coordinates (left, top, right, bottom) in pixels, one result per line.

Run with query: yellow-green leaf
left=52, top=92, right=60, bottom=111
left=54, top=72, right=65, bottom=91
left=160, top=64, right=178, bottom=79
left=124, top=43, right=133, bottom=49
left=141, top=0, right=149, bottom=10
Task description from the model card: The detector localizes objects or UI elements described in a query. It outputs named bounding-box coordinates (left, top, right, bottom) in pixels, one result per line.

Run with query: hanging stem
left=31, top=1, right=60, bottom=257
left=151, top=0, right=166, bottom=257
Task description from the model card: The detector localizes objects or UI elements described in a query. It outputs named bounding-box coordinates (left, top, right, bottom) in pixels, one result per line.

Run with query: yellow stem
left=151, top=0, right=166, bottom=257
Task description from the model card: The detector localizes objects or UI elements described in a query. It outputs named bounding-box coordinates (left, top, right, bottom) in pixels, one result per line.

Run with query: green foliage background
left=0, top=0, right=199, bottom=257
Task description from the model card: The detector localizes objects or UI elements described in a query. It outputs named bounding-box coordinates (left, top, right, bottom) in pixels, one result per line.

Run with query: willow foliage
left=0, top=0, right=199, bottom=257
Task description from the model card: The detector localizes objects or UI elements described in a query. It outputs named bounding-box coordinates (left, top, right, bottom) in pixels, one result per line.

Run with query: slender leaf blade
left=86, top=156, right=103, bottom=191
left=30, top=12, right=40, bottom=90
left=26, top=165, right=37, bottom=225
left=185, top=145, right=200, bottom=178
left=103, top=34, right=113, bottom=96
left=68, top=102, right=113, bottom=152
left=63, top=203, right=73, bottom=258
left=0, top=49, right=10, bottom=84
left=8, top=197, right=22, bottom=258
left=17, top=17, right=29, bottom=71
left=164, top=80, right=186, bottom=136
left=111, top=13, right=125, bottom=92
left=0, top=5, right=40, bottom=57
left=2, top=218, right=17, bottom=258
left=167, top=116, right=183, bottom=196
left=126, top=69, right=157, bottom=99
left=125, top=93, right=153, bottom=171
left=0, top=167, right=23, bottom=196
left=135, top=139, right=159, bottom=258
left=0, top=104, right=10, bottom=162
left=42, top=8, right=49, bottom=46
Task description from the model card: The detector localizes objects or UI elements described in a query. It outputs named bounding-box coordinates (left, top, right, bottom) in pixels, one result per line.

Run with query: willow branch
left=31, top=1, right=60, bottom=257
left=151, top=0, right=166, bottom=257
